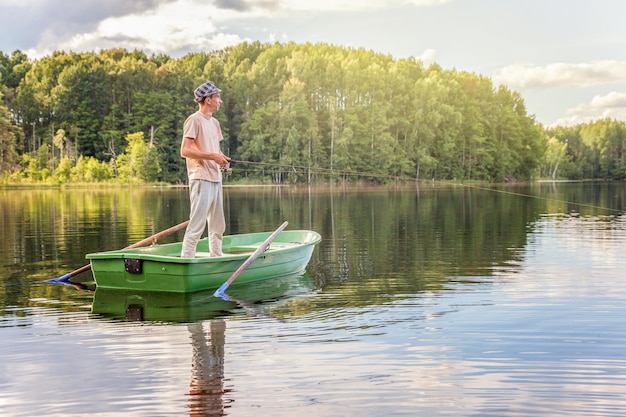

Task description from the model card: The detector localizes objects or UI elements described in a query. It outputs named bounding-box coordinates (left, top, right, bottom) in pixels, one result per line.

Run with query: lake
left=1, top=182, right=626, bottom=416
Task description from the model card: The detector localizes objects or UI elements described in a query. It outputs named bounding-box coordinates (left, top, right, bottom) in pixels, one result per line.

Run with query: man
left=180, top=81, right=231, bottom=258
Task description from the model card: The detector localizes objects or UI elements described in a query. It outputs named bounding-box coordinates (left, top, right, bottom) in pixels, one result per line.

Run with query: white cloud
left=552, top=92, right=626, bottom=127
left=52, top=0, right=256, bottom=57
left=19, top=0, right=452, bottom=59
left=417, top=48, right=437, bottom=66
left=2, top=0, right=45, bottom=5
left=492, top=60, right=626, bottom=90
left=282, top=0, right=450, bottom=12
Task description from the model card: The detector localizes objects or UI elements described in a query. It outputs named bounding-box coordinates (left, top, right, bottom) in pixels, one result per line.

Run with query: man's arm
left=181, top=137, right=230, bottom=167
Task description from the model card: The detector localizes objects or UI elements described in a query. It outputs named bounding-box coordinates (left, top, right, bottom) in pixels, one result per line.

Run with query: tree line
left=1, top=42, right=625, bottom=184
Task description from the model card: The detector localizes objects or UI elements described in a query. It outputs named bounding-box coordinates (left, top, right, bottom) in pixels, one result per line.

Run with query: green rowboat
left=85, top=229, right=321, bottom=292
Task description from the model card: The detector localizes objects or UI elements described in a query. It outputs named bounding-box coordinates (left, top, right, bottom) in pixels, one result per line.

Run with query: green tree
left=53, top=156, right=72, bottom=183
left=0, top=50, right=32, bottom=95
left=71, top=155, right=113, bottom=182
left=0, top=89, right=20, bottom=175
left=52, top=128, right=67, bottom=159
left=51, top=54, right=113, bottom=158
left=543, top=136, right=569, bottom=179
left=117, top=132, right=161, bottom=182
left=579, top=119, right=626, bottom=179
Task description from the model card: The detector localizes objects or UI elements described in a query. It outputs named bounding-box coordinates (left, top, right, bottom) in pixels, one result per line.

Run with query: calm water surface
left=1, top=182, right=626, bottom=416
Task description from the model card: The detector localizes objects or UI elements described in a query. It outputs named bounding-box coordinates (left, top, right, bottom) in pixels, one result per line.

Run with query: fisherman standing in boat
left=180, top=81, right=231, bottom=258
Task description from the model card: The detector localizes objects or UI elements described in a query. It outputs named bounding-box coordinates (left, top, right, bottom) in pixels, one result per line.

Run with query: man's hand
left=213, top=153, right=231, bottom=168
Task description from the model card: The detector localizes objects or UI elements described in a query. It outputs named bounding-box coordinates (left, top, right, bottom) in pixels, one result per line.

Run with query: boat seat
left=195, top=243, right=299, bottom=258
left=195, top=251, right=253, bottom=257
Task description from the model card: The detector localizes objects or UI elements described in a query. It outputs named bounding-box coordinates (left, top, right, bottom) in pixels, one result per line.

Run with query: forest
left=1, top=42, right=626, bottom=185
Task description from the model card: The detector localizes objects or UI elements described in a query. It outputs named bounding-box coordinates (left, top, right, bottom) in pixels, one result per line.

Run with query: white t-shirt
left=182, top=111, right=223, bottom=182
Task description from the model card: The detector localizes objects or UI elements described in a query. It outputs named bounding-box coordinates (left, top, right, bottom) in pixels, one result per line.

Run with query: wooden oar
left=214, top=221, right=288, bottom=298
left=47, top=220, right=190, bottom=284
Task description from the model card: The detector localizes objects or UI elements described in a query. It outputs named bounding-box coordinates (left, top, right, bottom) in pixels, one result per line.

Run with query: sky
left=1, top=0, right=624, bottom=127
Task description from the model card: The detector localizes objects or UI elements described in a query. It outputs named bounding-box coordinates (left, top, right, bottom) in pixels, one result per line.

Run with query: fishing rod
left=227, top=159, right=623, bottom=214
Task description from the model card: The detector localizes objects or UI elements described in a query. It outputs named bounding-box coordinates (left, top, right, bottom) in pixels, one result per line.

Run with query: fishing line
left=228, top=159, right=623, bottom=214
left=451, top=183, right=623, bottom=214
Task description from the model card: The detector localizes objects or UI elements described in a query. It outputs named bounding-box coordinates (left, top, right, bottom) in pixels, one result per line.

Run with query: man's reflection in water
left=187, top=319, right=232, bottom=416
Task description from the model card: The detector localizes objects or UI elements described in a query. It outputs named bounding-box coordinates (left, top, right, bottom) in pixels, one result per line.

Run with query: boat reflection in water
left=91, top=270, right=314, bottom=322
left=91, top=272, right=315, bottom=416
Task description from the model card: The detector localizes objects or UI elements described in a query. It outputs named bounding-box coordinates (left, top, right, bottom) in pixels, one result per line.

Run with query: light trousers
left=181, top=180, right=225, bottom=258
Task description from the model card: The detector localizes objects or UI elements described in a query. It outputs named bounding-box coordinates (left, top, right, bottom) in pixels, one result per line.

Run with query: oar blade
left=45, top=273, right=72, bottom=284
left=213, top=282, right=230, bottom=299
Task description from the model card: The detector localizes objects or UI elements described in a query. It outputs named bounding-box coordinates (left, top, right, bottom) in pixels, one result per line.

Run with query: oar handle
left=125, top=220, right=190, bottom=249
left=226, top=221, right=288, bottom=286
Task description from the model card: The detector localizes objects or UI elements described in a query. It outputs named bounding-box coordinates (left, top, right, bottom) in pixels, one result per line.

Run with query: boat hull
left=86, top=230, right=321, bottom=292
